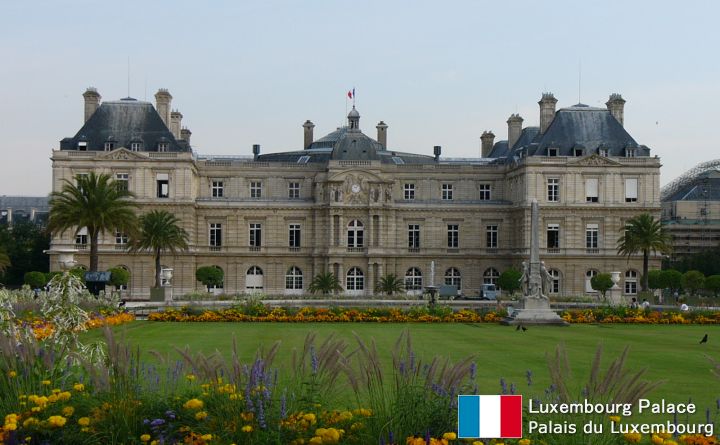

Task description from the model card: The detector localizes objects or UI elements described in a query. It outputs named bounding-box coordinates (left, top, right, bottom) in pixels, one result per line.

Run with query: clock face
left=351, top=184, right=361, bottom=193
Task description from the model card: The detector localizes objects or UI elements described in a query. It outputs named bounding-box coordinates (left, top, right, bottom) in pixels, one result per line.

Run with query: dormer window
left=77, top=141, right=87, bottom=151
left=599, top=148, right=608, bottom=157
left=625, top=148, right=636, bottom=158
left=104, top=142, right=115, bottom=151
left=130, top=141, right=142, bottom=151
left=547, top=147, right=558, bottom=157
left=573, top=148, right=583, bottom=157
left=158, top=142, right=169, bottom=152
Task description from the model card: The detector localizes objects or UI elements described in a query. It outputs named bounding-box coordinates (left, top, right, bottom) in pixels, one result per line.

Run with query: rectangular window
left=115, top=230, right=128, bottom=246
left=547, top=147, right=558, bottom=157
left=130, top=142, right=142, bottom=151
left=156, top=173, right=169, bottom=198
left=486, top=225, right=498, bottom=249
left=158, top=142, right=169, bottom=152
left=249, top=223, right=262, bottom=247
left=250, top=181, right=262, bottom=199
left=209, top=223, right=222, bottom=247
left=104, top=142, right=115, bottom=151
left=115, top=173, right=129, bottom=192
left=625, top=178, right=638, bottom=202
left=599, top=148, right=608, bottom=157
left=478, top=184, right=491, bottom=200
left=447, top=224, right=459, bottom=248
left=547, top=178, right=559, bottom=202
left=404, top=183, right=415, bottom=200
left=626, top=149, right=636, bottom=158
left=442, top=183, right=453, bottom=201
left=547, top=224, right=559, bottom=249
left=289, top=223, right=301, bottom=248
left=585, top=178, right=599, bottom=202
left=75, top=227, right=88, bottom=247
left=212, top=181, right=224, bottom=198
left=408, top=224, right=420, bottom=249
left=288, top=182, right=300, bottom=199
left=586, top=223, right=599, bottom=249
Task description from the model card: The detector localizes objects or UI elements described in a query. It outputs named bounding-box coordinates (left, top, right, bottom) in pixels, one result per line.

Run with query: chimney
left=507, top=114, right=524, bottom=149
left=180, top=127, right=192, bottom=145
left=170, top=110, right=183, bottom=139
left=480, top=131, right=495, bottom=158
left=82, top=87, right=101, bottom=123
left=538, top=92, right=557, bottom=135
left=302, top=120, right=315, bottom=149
left=433, top=145, right=441, bottom=162
left=252, top=144, right=261, bottom=160
left=376, top=121, right=388, bottom=148
left=606, top=93, right=626, bottom=126
left=154, top=89, right=172, bottom=126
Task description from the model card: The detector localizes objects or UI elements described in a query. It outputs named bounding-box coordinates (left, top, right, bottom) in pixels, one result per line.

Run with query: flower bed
left=560, top=308, right=720, bottom=324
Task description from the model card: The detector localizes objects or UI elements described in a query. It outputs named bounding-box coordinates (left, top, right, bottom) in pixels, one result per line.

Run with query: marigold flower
left=8, top=370, right=17, bottom=378
left=62, top=406, right=74, bottom=417
left=609, top=415, right=621, bottom=423
left=140, top=434, right=151, bottom=442
left=78, top=417, right=90, bottom=427
left=186, top=374, right=196, bottom=381
left=623, top=433, right=642, bottom=443
left=195, top=411, right=208, bottom=420
left=442, top=432, right=457, bottom=440
left=22, top=417, right=39, bottom=428
left=518, top=440, right=531, bottom=445
left=241, top=425, right=253, bottom=433
left=201, top=434, right=212, bottom=441
left=73, top=383, right=85, bottom=392
left=47, top=415, right=67, bottom=428
left=183, top=398, right=204, bottom=410
left=41, top=380, right=51, bottom=386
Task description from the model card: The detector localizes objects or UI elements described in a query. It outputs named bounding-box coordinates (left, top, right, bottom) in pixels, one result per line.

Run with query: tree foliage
left=704, top=275, right=720, bottom=297
left=375, top=273, right=405, bottom=296
left=616, top=213, right=672, bottom=291
left=108, top=267, right=130, bottom=288
left=196, top=266, right=224, bottom=291
left=591, top=273, right=614, bottom=299
left=681, top=270, right=705, bottom=295
left=661, top=269, right=683, bottom=293
left=307, top=272, right=342, bottom=295
left=24, top=271, right=47, bottom=288
left=47, top=172, right=137, bottom=271
left=130, top=210, right=189, bottom=288
left=498, top=268, right=522, bottom=295
left=0, top=221, right=50, bottom=285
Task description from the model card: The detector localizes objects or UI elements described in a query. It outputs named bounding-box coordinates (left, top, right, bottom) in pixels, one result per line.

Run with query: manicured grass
left=88, top=321, right=720, bottom=421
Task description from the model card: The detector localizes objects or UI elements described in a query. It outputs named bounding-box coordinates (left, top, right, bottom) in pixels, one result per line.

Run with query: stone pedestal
left=502, top=297, right=568, bottom=326
left=606, top=271, right=624, bottom=306
left=150, top=287, right=169, bottom=302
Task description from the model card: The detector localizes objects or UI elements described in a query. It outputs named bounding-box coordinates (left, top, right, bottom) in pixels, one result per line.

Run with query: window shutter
left=625, top=178, right=638, bottom=199
left=585, top=178, right=598, bottom=198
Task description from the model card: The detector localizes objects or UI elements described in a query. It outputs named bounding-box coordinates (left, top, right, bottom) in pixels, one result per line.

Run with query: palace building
left=48, top=88, right=661, bottom=298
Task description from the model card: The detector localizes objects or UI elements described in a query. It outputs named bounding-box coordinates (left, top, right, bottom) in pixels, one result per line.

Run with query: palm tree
left=47, top=172, right=137, bottom=271
left=130, top=210, right=189, bottom=288
left=375, top=273, right=405, bottom=296
left=0, top=250, right=10, bottom=275
left=308, top=272, right=342, bottom=295
left=617, top=213, right=672, bottom=291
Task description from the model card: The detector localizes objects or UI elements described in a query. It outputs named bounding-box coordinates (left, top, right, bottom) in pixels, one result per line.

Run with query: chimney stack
left=480, top=131, right=495, bottom=158
left=180, top=127, right=192, bottom=145
left=433, top=145, right=441, bottom=162
left=154, top=89, right=172, bottom=127
left=302, top=120, right=315, bottom=149
left=606, top=93, right=626, bottom=126
left=82, top=87, right=101, bottom=123
left=376, top=121, right=388, bottom=148
left=170, top=110, right=183, bottom=139
left=507, top=113, right=524, bottom=149
left=252, top=144, right=261, bottom=160
left=538, top=92, right=557, bottom=135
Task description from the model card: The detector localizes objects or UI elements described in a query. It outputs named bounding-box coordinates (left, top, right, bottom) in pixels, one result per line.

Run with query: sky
left=1, top=0, right=719, bottom=195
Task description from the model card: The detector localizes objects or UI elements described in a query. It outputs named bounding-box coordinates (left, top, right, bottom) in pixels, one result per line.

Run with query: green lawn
left=88, top=321, right=720, bottom=421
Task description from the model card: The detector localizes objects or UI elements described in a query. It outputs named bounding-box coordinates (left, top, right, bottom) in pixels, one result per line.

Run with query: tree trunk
left=89, top=232, right=99, bottom=271
left=154, top=248, right=161, bottom=288
left=642, top=249, right=650, bottom=291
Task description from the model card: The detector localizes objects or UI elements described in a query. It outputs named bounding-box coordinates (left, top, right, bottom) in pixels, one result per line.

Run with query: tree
left=591, top=273, right=614, bottom=300
left=0, top=250, right=9, bottom=275
left=130, top=210, right=189, bottom=288
left=647, top=270, right=665, bottom=293
left=616, top=213, right=672, bottom=291
left=308, top=272, right=342, bottom=295
left=375, top=273, right=405, bottom=296
left=196, top=266, right=224, bottom=292
left=108, top=267, right=130, bottom=290
left=47, top=172, right=137, bottom=272
left=0, top=221, right=50, bottom=285
left=498, top=268, right=522, bottom=296
left=681, top=270, right=705, bottom=296
left=661, top=269, right=683, bottom=295
left=705, top=275, right=720, bottom=297
left=24, top=271, right=46, bottom=288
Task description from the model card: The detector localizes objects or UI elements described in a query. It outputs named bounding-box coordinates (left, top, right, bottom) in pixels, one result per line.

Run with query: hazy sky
left=1, top=0, right=719, bottom=195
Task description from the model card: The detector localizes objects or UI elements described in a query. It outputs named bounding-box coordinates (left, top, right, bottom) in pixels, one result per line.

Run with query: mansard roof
left=60, top=98, right=190, bottom=152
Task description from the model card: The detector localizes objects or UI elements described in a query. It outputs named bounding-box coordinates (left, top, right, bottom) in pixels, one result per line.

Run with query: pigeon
left=521, top=326, right=528, bottom=332
left=118, top=300, right=126, bottom=307
left=700, top=334, right=708, bottom=344
left=516, top=325, right=521, bottom=331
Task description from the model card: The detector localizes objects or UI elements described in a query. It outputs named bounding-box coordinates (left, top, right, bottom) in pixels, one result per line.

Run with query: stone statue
left=519, top=261, right=529, bottom=294
left=539, top=261, right=552, bottom=300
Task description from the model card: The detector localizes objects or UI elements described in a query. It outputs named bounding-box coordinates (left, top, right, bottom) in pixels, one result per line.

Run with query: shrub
left=195, top=266, right=224, bottom=291
left=682, top=270, right=705, bottom=295
left=705, top=275, right=720, bottom=297
left=24, top=271, right=47, bottom=288
left=108, top=266, right=130, bottom=289
left=590, top=273, right=614, bottom=299
left=498, top=268, right=522, bottom=296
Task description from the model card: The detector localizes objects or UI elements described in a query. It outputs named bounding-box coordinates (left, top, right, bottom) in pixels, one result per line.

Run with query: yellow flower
left=151, top=441, right=159, bottom=445
left=4, top=422, right=17, bottom=431
left=302, top=413, right=317, bottom=423
left=140, top=434, right=151, bottom=442
left=623, top=433, right=642, bottom=443
left=442, top=432, right=457, bottom=440
left=41, top=380, right=51, bottom=386
left=186, top=374, right=196, bottom=381
left=309, top=437, right=323, bottom=445
left=201, top=434, right=212, bottom=441
left=195, top=411, right=208, bottom=420
left=57, top=391, right=72, bottom=402
left=183, top=398, right=204, bottom=410
left=518, top=440, right=531, bottom=445
left=651, top=435, right=664, bottom=445
left=47, top=415, right=67, bottom=428
left=62, top=406, right=74, bottom=417
left=241, top=425, right=253, bottom=433
left=609, top=416, right=621, bottom=423
left=22, top=417, right=39, bottom=428
left=78, top=417, right=90, bottom=427
left=73, top=383, right=85, bottom=392
left=8, top=370, right=17, bottom=378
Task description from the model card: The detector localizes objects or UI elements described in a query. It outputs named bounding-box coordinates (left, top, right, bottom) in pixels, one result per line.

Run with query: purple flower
left=470, top=362, right=477, bottom=380
left=526, top=370, right=533, bottom=386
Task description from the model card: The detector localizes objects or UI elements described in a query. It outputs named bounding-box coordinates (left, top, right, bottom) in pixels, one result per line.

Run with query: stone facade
left=49, top=89, right=661, bottom=299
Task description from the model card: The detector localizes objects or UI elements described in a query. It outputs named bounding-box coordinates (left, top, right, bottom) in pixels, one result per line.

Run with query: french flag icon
left=458, top=395, right=523, bottom=439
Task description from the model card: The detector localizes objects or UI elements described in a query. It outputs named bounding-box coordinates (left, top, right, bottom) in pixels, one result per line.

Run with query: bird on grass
left=516, top=325, right=527, bottom=332
left=522, top=326, right=527, bottom=332
left=700, top=334, right=708, bottom=344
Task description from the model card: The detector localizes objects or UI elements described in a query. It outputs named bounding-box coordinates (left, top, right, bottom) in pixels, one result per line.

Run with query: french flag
left=458, top=395, right=522, bottom=439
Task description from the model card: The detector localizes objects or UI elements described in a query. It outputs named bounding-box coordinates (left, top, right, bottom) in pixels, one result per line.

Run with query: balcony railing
left=249, top=246, right=261, bottom=252
left=288, top=247, right=300, bottom=252
left=547, top=248, right=560, bottom=254
left=346, top=247, right=366, bottom=253
left=75, top=244, right=87, bottom=250
left=586, top=248, right=600, bottom=254
left=408, top=247, right=420, bottom=253
left=209, top=246, right=222, bottom=252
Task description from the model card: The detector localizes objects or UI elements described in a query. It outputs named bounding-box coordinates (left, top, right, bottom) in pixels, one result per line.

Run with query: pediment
left=570, top=154, right=622, bottom=167
left=98, top=147, right=147, bottom=160
left=328, top=169, right=384, bottom=183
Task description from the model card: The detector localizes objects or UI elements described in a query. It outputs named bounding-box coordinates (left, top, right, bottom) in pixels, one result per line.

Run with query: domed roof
left=348, top=106, right=360, bottom=118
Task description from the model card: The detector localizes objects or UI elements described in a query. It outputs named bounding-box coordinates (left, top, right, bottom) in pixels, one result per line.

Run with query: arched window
left=246, top=266, right=264, bottom=290
left=445, top=268, right=462, bottom=289
left=404, top=267, right=423, bottom=291
left=483, top=268, right=499, bottom=285
left=347, top=220, right=364, bottom=248
left=624, top=270, right=638, bottom=295
left=549, top=269, right=560, bottom=294
left=285, top=266, right=303, bottom=290
left=585, top=269, right=598, bottom=293
left=346, top=267, right=364, bottom=291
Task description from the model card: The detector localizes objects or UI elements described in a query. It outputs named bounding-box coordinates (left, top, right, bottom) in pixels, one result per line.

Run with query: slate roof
left=0, top=196, right=49, bottom=211
left=60, top=98, right=190, bottom=152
